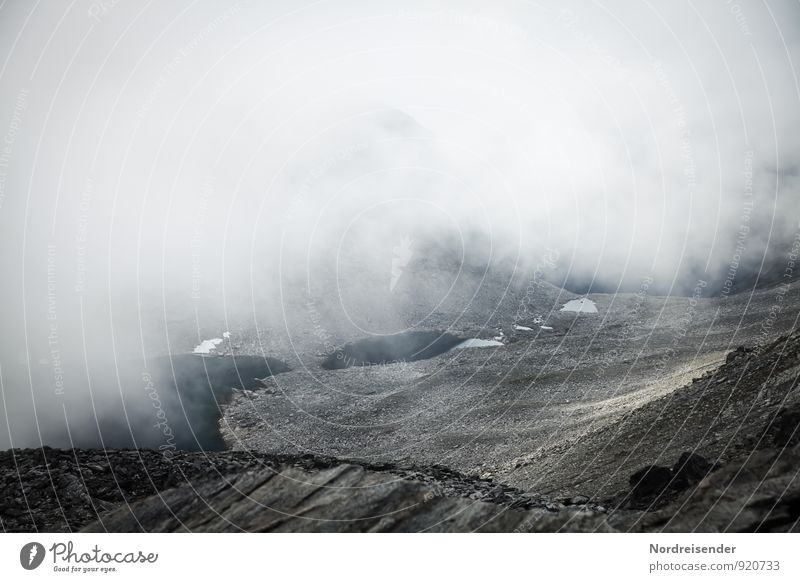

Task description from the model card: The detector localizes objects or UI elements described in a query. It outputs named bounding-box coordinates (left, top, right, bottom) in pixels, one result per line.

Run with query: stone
left=672, top=452, right=713, bottom=489
left=629, top=465, right=673, bottom=499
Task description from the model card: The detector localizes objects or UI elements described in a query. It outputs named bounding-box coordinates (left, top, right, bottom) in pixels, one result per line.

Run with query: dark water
left=322, top=331, right=464, bottom=370
left=94, top=354, right=291, bottom=452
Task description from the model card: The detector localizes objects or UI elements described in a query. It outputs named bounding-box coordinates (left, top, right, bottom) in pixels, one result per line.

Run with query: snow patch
left=560, top=298, right=598, bottom=313
left=540, top=325, right=554, bottom=330
left=514, top=325, right=533, bottom=331
left=222, top=331, right=231, bottom=339
left=193, top=338, right=224, bottom=354
left=452, top=338, right=504, bottom=350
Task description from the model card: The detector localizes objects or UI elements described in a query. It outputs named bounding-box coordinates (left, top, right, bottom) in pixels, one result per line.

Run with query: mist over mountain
left=0, top=0, right=798, bottom=509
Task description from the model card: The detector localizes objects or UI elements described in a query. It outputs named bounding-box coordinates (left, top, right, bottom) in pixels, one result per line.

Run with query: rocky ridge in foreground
left=2, top=432, right=798, bottom=532
left=0, top=447, right=583, bottom=533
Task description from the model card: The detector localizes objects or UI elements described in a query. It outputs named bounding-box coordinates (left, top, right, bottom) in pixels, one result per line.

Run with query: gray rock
left=629, top=465, right=673, bottom=499
left=672, top=452, right=713, bottom=489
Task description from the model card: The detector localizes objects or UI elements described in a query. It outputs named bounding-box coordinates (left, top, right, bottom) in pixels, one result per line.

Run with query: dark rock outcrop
left=623, top=453, right=717, bottom=509
left=671, top=452, right=714, bottom=489
left=770, top=406, right=800, bottom=447
left=629, top=465, right=673, bottom=500
left=633, top=444, right=800, bottom=532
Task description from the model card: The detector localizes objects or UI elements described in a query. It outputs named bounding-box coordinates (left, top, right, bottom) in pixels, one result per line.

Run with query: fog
left=0, top=0, right=798, bottom=449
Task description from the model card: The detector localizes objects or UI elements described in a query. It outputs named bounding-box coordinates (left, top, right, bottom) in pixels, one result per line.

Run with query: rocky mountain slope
left=2, top=328, right=798, bottom=532
left=3, top=250, right=799, bottom=532
left=220, top=279, right=800, bottom=491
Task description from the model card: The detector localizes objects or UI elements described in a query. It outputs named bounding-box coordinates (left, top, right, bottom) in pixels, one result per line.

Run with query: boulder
left=672, top=452, right=713, bottom=489
left=629, top=465, right=673, bottom=499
